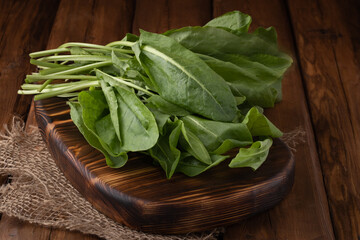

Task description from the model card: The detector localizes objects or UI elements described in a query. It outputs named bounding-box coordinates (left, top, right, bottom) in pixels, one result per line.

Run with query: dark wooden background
left=0, top=0, right=359, bottom=239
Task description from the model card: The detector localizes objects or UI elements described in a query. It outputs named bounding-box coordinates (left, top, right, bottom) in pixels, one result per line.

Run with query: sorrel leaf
left=229, top=138, right=273, bottom=170
left=133, top=30, right=237, bottom=122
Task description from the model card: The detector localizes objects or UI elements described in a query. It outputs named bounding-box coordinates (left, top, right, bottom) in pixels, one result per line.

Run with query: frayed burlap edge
left=0, top=118, right=221, bottom=240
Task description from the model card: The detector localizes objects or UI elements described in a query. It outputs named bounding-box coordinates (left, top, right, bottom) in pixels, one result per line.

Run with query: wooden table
left=0, top=0, right=359, bottom=239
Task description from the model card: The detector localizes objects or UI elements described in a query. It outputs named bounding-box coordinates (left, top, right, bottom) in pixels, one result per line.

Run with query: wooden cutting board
left=34, top=97, right=295, bottom=234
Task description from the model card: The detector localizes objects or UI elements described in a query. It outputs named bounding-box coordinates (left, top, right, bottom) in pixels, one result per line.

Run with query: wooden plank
left=0, top=0, right=60, bottom=234
left=0, top=0, right=134, bottom=239
left=132, top=0, right=211, bottom=34
left=40, top=0, right=134, bottom=238
left=37, top=0, right=135, bottom=238
left=212, top=1, right=335, bottom=239
left=132, top=0, right=168, bottom=35
left=287, top=0, right=360, bottom=239
left=0, top=0, right=60, bottom=129
left=223, top=212, right=276, bottom=240
left=0, top=216, right=51, bottom=240
left=47, top=0, right=134, bottom=49
left=48, top=228, right=99, bottom=240
left=167, top=0, right=212, bottom=29
left=0, top=214, right=99, bottom=240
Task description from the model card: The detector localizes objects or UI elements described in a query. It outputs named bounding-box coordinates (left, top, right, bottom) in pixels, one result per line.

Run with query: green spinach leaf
left=199, top=53, right=289, bottom=107
left=205, top=10, right=252, bottom=35
left=68, top=101, right=127, bottom=168
left=148, top=119, right=182, bottom=179
left=99, top=79, right=121, bottom=142
left=181, top=115, right=253, bottom=154
left=179, top=123, right=211, bottom=165
left=146, top=104, right=170, bottom=135
left=242, top=107, right=282, bottom=138
left=176, top=153, right=228, bottom=177
left=166, top=26, right=292, bottom=107
left=229, top=138, right=273, bottom=170
left=146, top=95, right=190, bottom=117
left=114, top=85, right=159, bottom=151
left=165, top=26, right=287, bottom=58
left=97, top=70, right=159, bottom=151
left=78, top=90, right=124, bottom=156
left=133, top=30, right=237, bottom=122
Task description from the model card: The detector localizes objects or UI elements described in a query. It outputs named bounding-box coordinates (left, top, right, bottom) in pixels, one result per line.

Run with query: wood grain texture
left=47, top=0, right=134, bottom=49
left=2, top=0, right=357, bottom=239
left=0, top=0, right=59, bottom=129
left=132, top=0, right=212, bottom=34
left=213, top=0, right=335, bottom=239
left=0, top=0, right=59, bottom=236
left=0, top=216, right=51, bottom=240
left=47, top=228, right=100, bottom=240
left=0, top=214, right=99, bottom=240
left=37, top=0, right=134, bottom=239
left=132, top=0, right=168, bottom=35
left=34, top=97, right=294, bottom=234
left=287, top=0, right=360, bottom=239
left=223, top=212, right=275, bottom=240
left=0, top=0, right=133, bottom=239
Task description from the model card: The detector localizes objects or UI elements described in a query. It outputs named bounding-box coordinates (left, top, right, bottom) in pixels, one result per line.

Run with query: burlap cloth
left=0, top=118, right=221, bottom=240
left=0, top=117, right=304, bottom=239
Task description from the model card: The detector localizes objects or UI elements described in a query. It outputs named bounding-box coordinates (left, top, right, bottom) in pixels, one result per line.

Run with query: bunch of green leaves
left=18, top=11, right=292, bottom=179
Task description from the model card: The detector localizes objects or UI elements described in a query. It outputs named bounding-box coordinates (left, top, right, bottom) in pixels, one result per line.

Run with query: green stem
left=49, top=61, right=112, bottom=76
left=39, top=55, right=111, bottom=62
left=38, top=79, right=53, bottom=92
left=19, top=85, right=76, bottom=94
left=33, top=81, right=100, bottom=100
left=29, top=48, right=69, bottom=58
left=57, top=42, right=134, bottom=54
left=80, top=48, right=132, bottom=57
left=21, top=80, right=96, bottom=90
left=38, top=61, right=110, bottom=91
left=60, top=60, right=70, bottom=65
left=96, top=70, right=154, bottom=96
left=57, top=92, right=80, bottom=98
left=106, top=41, right=136, bottom=47
left=26, top=74, right=98, bottom=82
left=30, top=59, right=65, bottom=68
left=39, top=66, right=74, bottom=76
